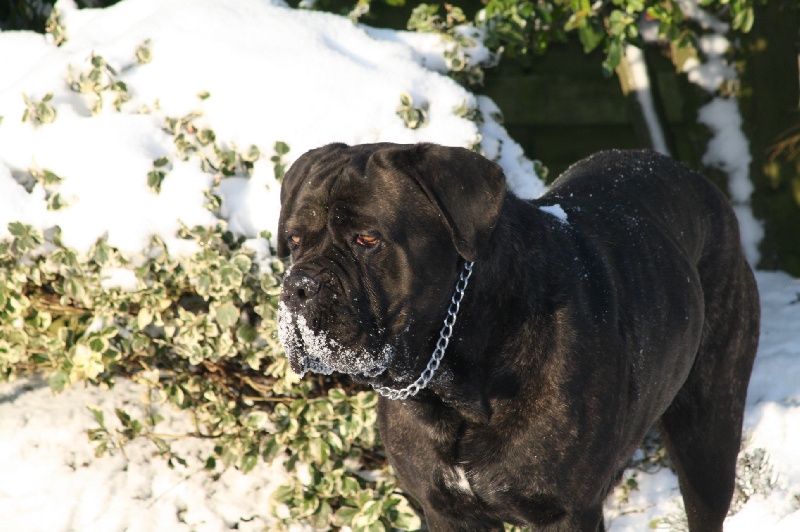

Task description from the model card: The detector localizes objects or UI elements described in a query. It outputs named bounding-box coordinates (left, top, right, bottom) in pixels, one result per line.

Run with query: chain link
left=373, top=261, right=474, bottom=401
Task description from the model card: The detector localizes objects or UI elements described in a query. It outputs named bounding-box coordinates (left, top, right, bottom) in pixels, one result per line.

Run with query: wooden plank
left=480, top=74, right=630, bottom=126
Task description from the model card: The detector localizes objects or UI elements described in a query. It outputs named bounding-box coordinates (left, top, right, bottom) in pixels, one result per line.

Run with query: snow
left=677, top=3, right=764, bottom=267
left=0, top=376, right=283, bottom=531
left=622, top=44, right=670, bottom=156
left=0, top=0, right=542, bottom=261
left=676, top=0, right=736, bottom=92
left=698, top=97, right=763, bottom=265
left=682, top=33, right=738, bottom=93
left=539, top=203, right=569, bottom=223
left=278, top=300, right=394, bottom=378
left=0, top=0, right=797, bottom=529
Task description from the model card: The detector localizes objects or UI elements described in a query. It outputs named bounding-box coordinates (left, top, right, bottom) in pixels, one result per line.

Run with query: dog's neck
left=423, top=194, right=570, bottom=424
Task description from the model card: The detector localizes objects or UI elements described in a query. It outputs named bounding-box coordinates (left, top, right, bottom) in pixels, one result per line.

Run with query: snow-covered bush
left=0, top=216, right=421, bottom=530
left=0, top=101, right=423, bottom=527
left=2, top=76, right=421, bottom=532
left=394, top=0, right=756, bottom=78
left=0, top=1, right=548, bottom=529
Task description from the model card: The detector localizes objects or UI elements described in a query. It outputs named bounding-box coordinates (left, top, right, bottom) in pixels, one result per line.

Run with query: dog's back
left=542, top=149, right=760, bottom=531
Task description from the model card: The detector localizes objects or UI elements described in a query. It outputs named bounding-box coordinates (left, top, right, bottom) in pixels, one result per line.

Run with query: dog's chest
left=436, top=458, right=564, bottom=528
left=443, top=465, right=475, bottom=495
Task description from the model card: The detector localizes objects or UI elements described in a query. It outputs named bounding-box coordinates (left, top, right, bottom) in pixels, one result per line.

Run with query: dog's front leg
left=421, top=506, right=504, bottom=532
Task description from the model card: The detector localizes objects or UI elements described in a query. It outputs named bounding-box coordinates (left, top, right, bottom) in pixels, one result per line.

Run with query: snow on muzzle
left=277, top=301, right=392, bottom=378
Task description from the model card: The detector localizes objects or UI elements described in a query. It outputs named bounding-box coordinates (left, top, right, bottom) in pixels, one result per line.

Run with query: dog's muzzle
left=278, top=269, right=392, bottom=378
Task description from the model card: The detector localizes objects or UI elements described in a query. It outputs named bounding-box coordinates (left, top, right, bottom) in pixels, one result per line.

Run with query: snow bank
left=0, top=0, right=543, bottom=260
left=0, top=376, right=285, bottom=531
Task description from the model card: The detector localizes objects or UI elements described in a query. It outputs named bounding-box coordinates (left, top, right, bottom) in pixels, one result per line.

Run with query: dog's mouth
left=277, top=302, right=393, bottom=379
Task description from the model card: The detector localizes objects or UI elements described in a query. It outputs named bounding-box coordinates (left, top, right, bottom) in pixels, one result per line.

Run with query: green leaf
left=135, top=40, right=152, bottom=64
left=603, top=38, right=624, bottom=77
left=48, top=369, right=69, bottom=393
left=341, top=475, right=360, bottom=497
left=196, top=274, right=211, bottom=295
left=240, top=452, right=258, bottom=473
left=577, top=16, right=605, bottom=53
left=236, top=324, right=257, bottom=343
left=168, top=384, right=185, bottom=406
left=8, top=221, right=28, bottom=237
left=40, top=169, right=63, bottom=187
left=335, top=505, right=359, bottom=525
left=262, top=436, right=284, bottom=462
left=307, top=437, right=329, bottom=464
left=89, top=337, right=109, bottom=353
left=328, top=388, right=347, bottom=402
left=115, top=408, right=132, bottom=426
left=299, top=495, right=320, bottom=518
left=625, top=0, right=645, bottom=13
left=219, top=266, right=243, bottom=288
left=242, top=145, right=260, bottom=162
left=272, top=484, right=296, bottom=505
left=215, top=302, right=239, bottom=328
left=147, top=169, right=164, bottom=193
left=324, top=431, right=344, bottom=453
left=232, top=254, right=252, bottom=273
left=398, top=91, right=413, bottom=107
left=732, top=7, right=755, bottom=33
left=354, top=501, right=382, bottom=527
left=197, top=129, right=215, bottom=145
left=564, top=10, right=585, bottom=32
left=308, top=500, right=333, bottom=529
left=387, top=498, right=422, bottom=530
left=86, top=404, right=105, bottom=425
left=246, top=410, right=268, bottom=428
left=33, top=310, right=52, bottom=330
left=608, top=9, right=634, bottom=36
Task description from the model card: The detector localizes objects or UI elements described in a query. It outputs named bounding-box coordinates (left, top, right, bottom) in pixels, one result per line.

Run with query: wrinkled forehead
left=289, top=148, right=426, bottom=230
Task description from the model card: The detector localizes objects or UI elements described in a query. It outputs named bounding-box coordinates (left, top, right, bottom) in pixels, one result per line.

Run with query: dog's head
left=276, top=142, right=505, bottom=384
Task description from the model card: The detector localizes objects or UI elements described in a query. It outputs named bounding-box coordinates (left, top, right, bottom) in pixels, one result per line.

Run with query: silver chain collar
left=373, top=261, right=474, bottom=401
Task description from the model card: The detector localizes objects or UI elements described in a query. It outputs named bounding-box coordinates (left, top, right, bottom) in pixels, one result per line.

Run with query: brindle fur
left=278, top=144, right=760, bottom=531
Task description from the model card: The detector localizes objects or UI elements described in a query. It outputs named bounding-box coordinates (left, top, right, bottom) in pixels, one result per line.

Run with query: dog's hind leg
left=658, top=257, right=759, bottom=531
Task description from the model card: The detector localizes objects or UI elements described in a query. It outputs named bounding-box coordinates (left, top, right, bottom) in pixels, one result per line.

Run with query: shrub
left=1, top=32, right=421, bottom=532
left=0, top=215, right=421, bottom=530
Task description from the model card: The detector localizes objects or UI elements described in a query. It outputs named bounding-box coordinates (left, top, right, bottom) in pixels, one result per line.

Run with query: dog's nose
left=282, top=271, right=322, bottom=303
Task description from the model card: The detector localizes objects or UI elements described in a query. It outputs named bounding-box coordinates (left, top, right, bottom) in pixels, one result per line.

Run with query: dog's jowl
left=277, top=143, right=760, bottom=531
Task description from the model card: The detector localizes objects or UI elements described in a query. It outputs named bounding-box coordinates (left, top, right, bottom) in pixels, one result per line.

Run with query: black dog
left=277, top=143, right=760, bottom=531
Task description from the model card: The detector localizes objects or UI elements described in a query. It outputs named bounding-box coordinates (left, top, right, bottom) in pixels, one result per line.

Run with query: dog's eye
left=355, top=234, right=379, bottom=247
left=289, top=235, right=301, bottom=247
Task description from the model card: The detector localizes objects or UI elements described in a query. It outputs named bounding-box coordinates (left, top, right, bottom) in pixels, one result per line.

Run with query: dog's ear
left=369, top=143, right=506, bottom=262
left=277, top=143, right=349, bottom=258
